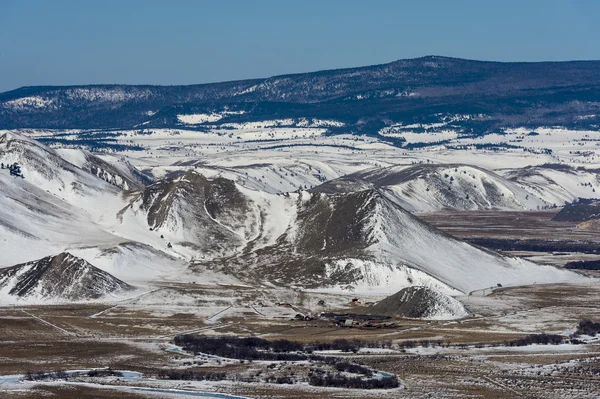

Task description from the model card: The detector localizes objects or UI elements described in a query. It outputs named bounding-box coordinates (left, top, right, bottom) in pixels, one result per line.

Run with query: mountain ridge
left=2, top=56, right=600, bottom=134
left=5, top=55, right=600, bottom=94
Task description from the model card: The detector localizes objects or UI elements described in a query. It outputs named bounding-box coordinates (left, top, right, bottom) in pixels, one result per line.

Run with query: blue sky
left=1, top=0, right=599, bottom=92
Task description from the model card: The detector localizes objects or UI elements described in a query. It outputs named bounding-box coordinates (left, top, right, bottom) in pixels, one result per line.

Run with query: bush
left=275, top=376, right=294, bottom=384
left=574, top=320, right=600, bottom=336
left=335, top=362, right=373, bottom=376
left=87, top=369, right=122, bottom=378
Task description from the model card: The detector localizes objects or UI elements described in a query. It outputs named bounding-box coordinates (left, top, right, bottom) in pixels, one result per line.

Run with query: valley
left=2, top=282, right=600, bottom=398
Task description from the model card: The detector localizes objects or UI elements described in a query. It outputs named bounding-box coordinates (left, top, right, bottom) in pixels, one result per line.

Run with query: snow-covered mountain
left=119, top=170, right=265, bottom=259
left=190, top=187, right=583, bottom=295
left=0, top=149, right=121, bottom=265
left=0, top=253, right=132, bottom=303
left=314, top=163, right=547, bottom=212
left=0, top=132, right=186, bottom=282
left=0, top=132, right=588, bottom=303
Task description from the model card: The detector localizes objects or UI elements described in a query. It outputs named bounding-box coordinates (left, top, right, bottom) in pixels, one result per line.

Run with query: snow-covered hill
left=369, top=286, right=469, bottom=320
left=0, top=132, right=121, bottom=214
left=192, top=187, right=584, bottom=295
left=0, top=132, right=188, bottom=286
left=119, top=170, right=265, bottom=259
left=57, top=148, right=152, bottom=190
left=0, top=253, right=133, bottom=304
left=314, top=163, right=547, bottom=212
left=0, top=132, right=589, bottom=304
left=501, top=164, right=600, bottom=207
left=0, top=159, right=121, bottom=265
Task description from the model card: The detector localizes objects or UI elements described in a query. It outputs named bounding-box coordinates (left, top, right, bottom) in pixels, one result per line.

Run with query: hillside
left=119, top=170, right=264, bottom=259
left=0, top=132, right=190, bottom=284
left=502, top=164, right=600, bottom=207
left=57, top=148, right=153, bottom=190
left=552, top=199, right=600, bottom=222
left=2, top=56, right=600, bottom=136
left=193, top=187, right=583, bottom=295
left=0, top=253, right=132, bottom=303
left=314, top=163, right=546, bottom=212
left=0, top=132, right=121, bottom=208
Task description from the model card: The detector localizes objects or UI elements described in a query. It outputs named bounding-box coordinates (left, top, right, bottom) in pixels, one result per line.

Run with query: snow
left=0, top=127, right=596, bottom=305
left=69, top=243, right=189, bottom=283
left=3, top=96, right=55, bottom=110
left=64, top=87, right=152, bottom=102
left=312, top=258, right=459, bottom=297
left=333, top=163, right=548, bottom=212
left=178, top=113, right=225, bottom=124
left=363, top=191, right=588, bottom=294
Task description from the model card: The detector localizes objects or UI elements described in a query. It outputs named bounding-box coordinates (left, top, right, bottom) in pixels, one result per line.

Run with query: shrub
left=335, top=362, right=373, bottom=376
left=574, top=320, right=600, bottom=336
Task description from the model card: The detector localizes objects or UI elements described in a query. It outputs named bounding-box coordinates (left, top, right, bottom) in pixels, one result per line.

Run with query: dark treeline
left=37, top=137, right=145, bottom=152
left=504, top=333, right=564, bottom=347
left=174, top=335, right=394, bottom=360
left=174, top=335, right=308, bottom=361
left=158, top=369, right=228, bottom=382
left=261, top=143, right=361, bottom=151
left=308, top=370, right=399, bottom=389
left=24, top=369, right=122, bottom=381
